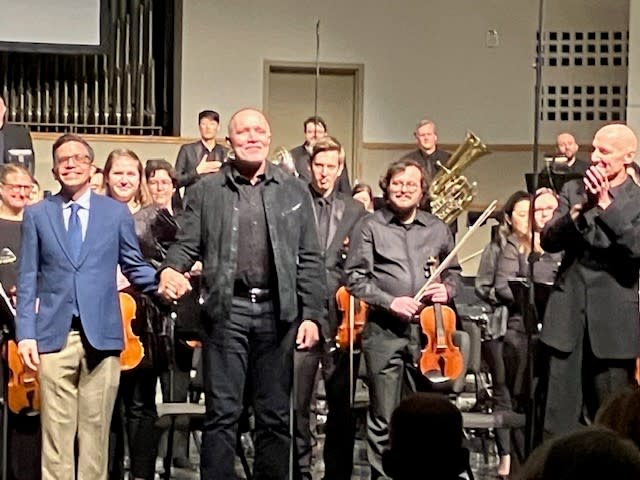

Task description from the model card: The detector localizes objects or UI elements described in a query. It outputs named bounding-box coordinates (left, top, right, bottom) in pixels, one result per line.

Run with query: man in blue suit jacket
left=15, top=133, right=157, bottom=480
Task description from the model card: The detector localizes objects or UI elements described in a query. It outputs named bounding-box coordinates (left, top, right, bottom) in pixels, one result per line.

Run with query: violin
left=335, top=286, right=368, bottom=350
left=418, top=257, right=464, bottom=381
left=119, top=292, right=144, bottom=371
left=7, top=339, right=40, bottom=415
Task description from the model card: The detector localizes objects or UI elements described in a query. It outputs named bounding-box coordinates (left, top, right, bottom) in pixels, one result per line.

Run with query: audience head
left=51, top=134, right=94, bottom=197
left=414, top=119, right=439, bottom=155
left=145, top=159, right=177, bottom=210
left=380, top=158, right=428, bottom=218
left=595, top=387, right=640, bottom=450
left=533, top=188, right=559, bottom=231
left=556, top=132, right=579, bottom=162
left=382, top=393, right=468, bottom=480
left=0, top=163, right=33, bottom=213
left=352, top=182, right=374, bottom=212
left=521, top=427, right=640, bottom=480
left=309, top=136, right=343, bottom=196
left=198, top=110, right=220, bottom=142
left=303, top=116, right=327, bottom=145
left=103, top=149, right=151, bottom=209
left=591, top=123, right=638, bottom=187
left=227, top=108, right=272, bottom=167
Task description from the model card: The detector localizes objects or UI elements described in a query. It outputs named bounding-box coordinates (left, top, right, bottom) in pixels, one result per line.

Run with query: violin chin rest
left=423, top=370, right=451, bottom=383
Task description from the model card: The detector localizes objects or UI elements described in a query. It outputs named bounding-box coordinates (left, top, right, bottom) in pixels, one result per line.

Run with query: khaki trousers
left=39, top=331, right=120, bottom=480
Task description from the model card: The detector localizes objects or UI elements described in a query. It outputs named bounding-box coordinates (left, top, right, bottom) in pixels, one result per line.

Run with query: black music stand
left=508, top=278, right=553, bottom=452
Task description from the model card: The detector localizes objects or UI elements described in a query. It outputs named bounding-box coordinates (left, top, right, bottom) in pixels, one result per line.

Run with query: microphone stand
left=524, top=0, right=546, bottom=458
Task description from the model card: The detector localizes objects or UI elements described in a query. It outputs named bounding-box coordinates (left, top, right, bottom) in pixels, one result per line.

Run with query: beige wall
left=181, top=0, right=540, bottom=143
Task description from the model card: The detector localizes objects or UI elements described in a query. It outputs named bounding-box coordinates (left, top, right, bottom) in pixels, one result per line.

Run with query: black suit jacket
left=174, top=141, right=229, bottom=189
left=290, top=144, right=351, bottom=194
left=541, top=177, right=640, bottom=358
left=311, top=190, right=368, bottom=338
left=0, top=124, right=34, bottom=171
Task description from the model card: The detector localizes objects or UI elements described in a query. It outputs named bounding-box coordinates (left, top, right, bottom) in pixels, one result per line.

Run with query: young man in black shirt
left=345, top=158, right=461, bottom=479
left=291, top=136, right=367, bottom=480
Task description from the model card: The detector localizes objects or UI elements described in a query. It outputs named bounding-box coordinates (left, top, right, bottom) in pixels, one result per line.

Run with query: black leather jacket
left=161, top=162, right=327, bottom=328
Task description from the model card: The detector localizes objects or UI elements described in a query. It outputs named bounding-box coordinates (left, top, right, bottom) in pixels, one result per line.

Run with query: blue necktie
left=68, top=203, right=83, bottom=261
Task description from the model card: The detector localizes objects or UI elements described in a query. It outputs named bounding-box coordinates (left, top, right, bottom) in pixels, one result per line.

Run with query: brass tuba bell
left=429, top=131, right=489, bottom=224
left=270, top=146, right=298, bottom=176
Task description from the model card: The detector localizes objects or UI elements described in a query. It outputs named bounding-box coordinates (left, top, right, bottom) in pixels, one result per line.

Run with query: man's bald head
left=227, top=108, right=272, bottom=165
left=591, top=123, right=639, bottom=186
left=595, top=124, right=638, bottom=157
left=228, top=108, right=271, bottom=136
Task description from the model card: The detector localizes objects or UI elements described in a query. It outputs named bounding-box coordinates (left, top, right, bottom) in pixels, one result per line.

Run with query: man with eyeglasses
left=344, top=158, right=461, bottom=479
left=15, top=133, right=157, bottom=480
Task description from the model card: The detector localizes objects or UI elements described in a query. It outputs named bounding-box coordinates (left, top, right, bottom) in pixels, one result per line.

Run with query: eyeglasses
left=56, top=154, right=92, bottom=166
left=148, top=179, right=174, bottom=189
left=1, top=183, right=33, bottom=193
left=389, top=180, right=420, bottom=193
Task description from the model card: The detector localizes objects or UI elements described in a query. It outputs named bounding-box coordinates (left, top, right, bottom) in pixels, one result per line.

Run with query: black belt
left=233, top=283, right=272, bottom=303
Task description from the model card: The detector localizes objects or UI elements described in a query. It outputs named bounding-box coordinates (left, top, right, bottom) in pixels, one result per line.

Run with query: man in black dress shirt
left=289, top=115, right=351, bottom=193
left=554, top=132, right=589, bottom=175
left=345, top=158, right=461, bottom=479
left=159, top=108, right=327, bottom=479
left=400, top=119, right=450, bottom=186
left=174, top=110, right=229, bottom=199
left=291, top=136, right=367, bottom=480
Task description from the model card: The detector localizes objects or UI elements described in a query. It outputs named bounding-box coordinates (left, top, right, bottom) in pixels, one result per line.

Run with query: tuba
left=270, top=146, right=298, bottom=176
left=429, top=131, right=489, bottom=224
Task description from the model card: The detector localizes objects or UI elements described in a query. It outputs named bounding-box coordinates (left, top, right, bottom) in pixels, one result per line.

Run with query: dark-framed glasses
left=0, top=183, right=33, bottom=193
left=56, top=154, right=92, bottom=166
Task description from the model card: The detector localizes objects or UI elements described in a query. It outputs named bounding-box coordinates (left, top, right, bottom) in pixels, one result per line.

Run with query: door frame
left=263, top=60, right=365, bottom=181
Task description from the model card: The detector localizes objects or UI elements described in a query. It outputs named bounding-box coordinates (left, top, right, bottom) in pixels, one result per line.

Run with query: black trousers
left=481, top=338, right=512, bottom=457
left=293, top=346, right=324, bottom=480
left=158, top=339, right=194, bottom=461
left=109, top=367, right=161, bottom=480
left=544, top=327, right=636, bottom=436
left=200, top=297, right=296, bottom=479
left=322, top=348, right=362, bottom=480
left=293, top=344, right=361, bottom=480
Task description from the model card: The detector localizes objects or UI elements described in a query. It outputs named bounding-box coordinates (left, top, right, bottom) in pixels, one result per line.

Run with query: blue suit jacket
left=15, top=192, right=158, bottom=353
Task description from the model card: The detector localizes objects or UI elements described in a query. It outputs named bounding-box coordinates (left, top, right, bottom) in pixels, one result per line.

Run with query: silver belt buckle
left=249, top=288, right=259, bottom=303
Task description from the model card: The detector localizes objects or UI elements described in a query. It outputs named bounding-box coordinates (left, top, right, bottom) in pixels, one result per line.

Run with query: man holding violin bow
left=345, top=158, right=461, bottom=480
left=292, top=135, right=368, bottom=480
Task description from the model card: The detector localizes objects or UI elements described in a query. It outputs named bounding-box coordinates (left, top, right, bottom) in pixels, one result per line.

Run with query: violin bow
left=413, top=200, right=498, bottom=301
